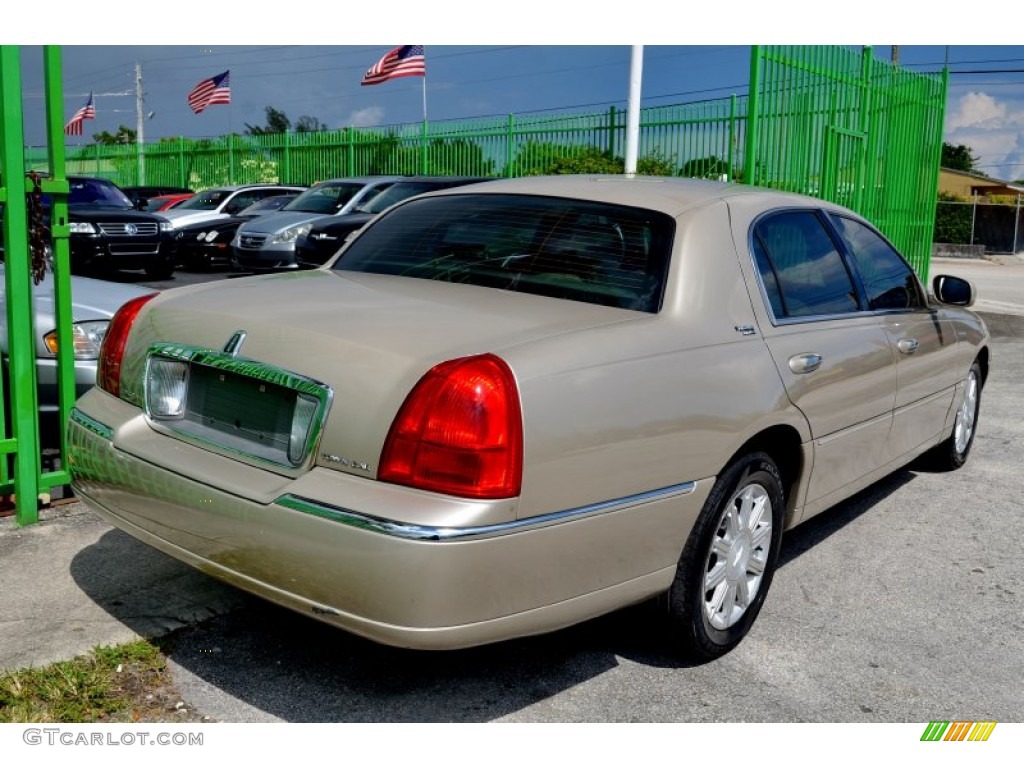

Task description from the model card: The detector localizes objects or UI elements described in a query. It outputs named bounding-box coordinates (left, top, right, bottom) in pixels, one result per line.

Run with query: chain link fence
left=935, top=198, right=1024, bottom=255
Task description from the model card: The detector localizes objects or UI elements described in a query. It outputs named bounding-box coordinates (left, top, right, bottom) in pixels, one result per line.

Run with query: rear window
left=333, top=194, right=674, bottom=312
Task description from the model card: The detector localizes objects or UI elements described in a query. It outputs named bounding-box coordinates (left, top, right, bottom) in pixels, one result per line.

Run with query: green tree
left=245, top=106, right=292, bottom=135
left=942, top=142, right=979, bottom=173
left=91, top=125, right=136, bottom=145
left=680, top=154, right=731, bottom=180
left=295, top=115, right=328, bottom=133
left=934, top=191, right=973, bottom=244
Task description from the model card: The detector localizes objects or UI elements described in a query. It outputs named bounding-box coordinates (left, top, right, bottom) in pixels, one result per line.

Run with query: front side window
left=334, top=194, right=675, bottom=312
left=829, top=215, right=923, bottom=311
left=752, top=210, right=859, bottom=318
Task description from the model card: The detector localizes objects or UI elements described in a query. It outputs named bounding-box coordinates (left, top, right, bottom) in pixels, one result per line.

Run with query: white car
left=159, top=184, right=306, bottom=230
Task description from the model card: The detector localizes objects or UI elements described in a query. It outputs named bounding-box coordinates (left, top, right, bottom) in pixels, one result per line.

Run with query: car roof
left=200, top=184, right=307, bottom=193
left=311, top=176, right=404, bottom=185
left=432, top=175, right=839, bottom=218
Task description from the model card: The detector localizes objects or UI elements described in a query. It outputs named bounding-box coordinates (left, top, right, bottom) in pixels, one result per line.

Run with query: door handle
left=788, top=353, right=823, bottom=374
left=897, top=338, right=920, bottom=354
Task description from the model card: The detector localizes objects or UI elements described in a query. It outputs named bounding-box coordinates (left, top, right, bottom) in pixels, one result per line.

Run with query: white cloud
left=346, top=107, right=385, bottom=128
left=945, top=91, right=1024, bottom=180
left=946, top=92, right=1010, bottom=131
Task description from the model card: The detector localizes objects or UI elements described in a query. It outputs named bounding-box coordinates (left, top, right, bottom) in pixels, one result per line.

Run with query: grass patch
left=0, top=638, right=195, bottom=723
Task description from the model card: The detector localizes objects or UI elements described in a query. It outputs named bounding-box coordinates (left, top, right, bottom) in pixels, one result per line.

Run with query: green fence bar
left=41, top=45, right=74, bottom=492
left=0, top=46, right=42, bottom=525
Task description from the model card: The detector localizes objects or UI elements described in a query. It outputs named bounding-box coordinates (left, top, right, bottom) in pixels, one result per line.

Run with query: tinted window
left=177, top=190, right=229, bottom=210
left=335, top=194, right=674, bottom=312
left=68, top=179, right=133, bottom=209
left=283, top=182, right=366, bottom=214
left=829, top=215, right=923, bottom=311
left=753, top=210, right=859, bottom=318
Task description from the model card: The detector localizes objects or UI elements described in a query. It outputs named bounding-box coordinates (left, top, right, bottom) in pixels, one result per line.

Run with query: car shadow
left=68, top=467, right=919, bottom=722
left=776, top=467, right=916, bottom=569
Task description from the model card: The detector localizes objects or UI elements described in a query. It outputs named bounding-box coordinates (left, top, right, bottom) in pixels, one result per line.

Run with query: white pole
left=624, top=45, right=643, bottom=176
left=135, top=62, right=145, bottom=185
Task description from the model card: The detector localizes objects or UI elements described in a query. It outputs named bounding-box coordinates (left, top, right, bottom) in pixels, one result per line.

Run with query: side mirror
left=932, top=274, right=976, bottom=307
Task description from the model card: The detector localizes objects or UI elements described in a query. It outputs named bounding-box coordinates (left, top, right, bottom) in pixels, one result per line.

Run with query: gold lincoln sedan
left=68, top=175, right=988, bottom=660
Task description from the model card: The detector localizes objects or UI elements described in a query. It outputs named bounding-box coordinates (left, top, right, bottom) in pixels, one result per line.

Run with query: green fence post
left=728, top=95, right=737, bottom=181
left=41, top=45, right=74, bottom=492
left=179, top=137, right=186, bottom=188
left=421, top=119, right=429, bottom=174
left=283, top=130, right=290, bottom=183
left=744, top=46, right=762, bottom=185
left=607, top=105, right=617, bottom=159
left=0, top=45, right=41, bottom=525
left=506, top=114, right=515, bottom=178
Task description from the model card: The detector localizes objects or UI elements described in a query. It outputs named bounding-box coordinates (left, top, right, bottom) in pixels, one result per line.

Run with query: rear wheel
left=665, top=452, right=784, bottom=661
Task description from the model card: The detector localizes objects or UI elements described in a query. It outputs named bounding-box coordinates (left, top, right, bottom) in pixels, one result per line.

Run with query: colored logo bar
left=921, top=721, right=997, bottom=741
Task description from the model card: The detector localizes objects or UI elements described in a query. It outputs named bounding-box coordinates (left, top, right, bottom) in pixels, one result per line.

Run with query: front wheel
left=922, top=361, right=982, bottom=472
left=665, top=452, right=784, bottom=661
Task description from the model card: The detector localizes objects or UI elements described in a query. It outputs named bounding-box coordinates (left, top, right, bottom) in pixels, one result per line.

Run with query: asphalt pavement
left=1, top=256, right=1022, bottom=722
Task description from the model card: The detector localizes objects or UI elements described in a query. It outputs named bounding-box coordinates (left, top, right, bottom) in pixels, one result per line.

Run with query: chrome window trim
left=276, top=481, right=697, bottom=542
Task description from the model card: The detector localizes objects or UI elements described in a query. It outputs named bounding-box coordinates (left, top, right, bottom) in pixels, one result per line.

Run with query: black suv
left=64, top=176, right=178, bottom=279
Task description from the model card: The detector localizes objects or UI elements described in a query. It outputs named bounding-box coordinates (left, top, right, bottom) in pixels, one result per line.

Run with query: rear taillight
left=97, top=293, right=157, bottom=397
left=379, top=354, right=523, bottom=499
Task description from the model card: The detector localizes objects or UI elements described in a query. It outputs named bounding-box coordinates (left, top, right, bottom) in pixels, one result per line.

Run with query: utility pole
left=135, top=62, right=145, bottom=185
left=891, top=46, right=899, bottom=65
left=624, top=45, right=643, bottom=176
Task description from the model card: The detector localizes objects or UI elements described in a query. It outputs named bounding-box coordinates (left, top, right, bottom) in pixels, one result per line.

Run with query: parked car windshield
left=68, top=179, right=133, bottom=209
left=175, top=190, right=230, bottom=211
left=335, top=194, right=674, bottom=312
left=281, top=182, right=371, bottom=214
left=238, top=195, right=299, bottom=217
left=353, top=182, right=457, bottom=215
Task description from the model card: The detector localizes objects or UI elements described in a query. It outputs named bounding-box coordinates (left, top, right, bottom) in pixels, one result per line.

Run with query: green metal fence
left=28, top=45, right=945, bottom=270
left=745, top=45, right=947, bottom=275
left=2, top=45, right=74, bottom=525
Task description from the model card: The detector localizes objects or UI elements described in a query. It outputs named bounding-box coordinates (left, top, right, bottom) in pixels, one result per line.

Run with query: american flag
left=63, top=92, right=96, bottom=136
left=361, top=46, right=426, bottom=86
left=188, top=70, right=231, bottom=114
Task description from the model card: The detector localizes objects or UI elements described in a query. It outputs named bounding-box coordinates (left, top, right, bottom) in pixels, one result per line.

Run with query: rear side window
left=753, top=210, right=859, bottom=318
left=829, top=215, right=924, bottom=311
left=334, top=194, right=675, bottom=312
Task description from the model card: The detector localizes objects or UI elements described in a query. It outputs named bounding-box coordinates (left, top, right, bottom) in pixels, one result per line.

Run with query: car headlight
left=204, top=231, right=219, bottom=243
left=159, top=221, right=174, bottom=233
left=271, top=224, right=312, bottom=245
left=69, top=222, right=97, bottom=235
left=42, top=320, right=109, bottom=359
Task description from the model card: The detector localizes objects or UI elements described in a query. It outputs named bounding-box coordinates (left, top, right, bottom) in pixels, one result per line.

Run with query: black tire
left=921, top=361, right=982, bottom=472
left=145, top=259, right=175, bottom=280
left=665, top=451, right=785, bottom=661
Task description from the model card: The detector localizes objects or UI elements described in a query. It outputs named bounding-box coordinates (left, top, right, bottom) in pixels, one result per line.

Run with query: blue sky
left=14, top=6, right=1024, bottom=180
